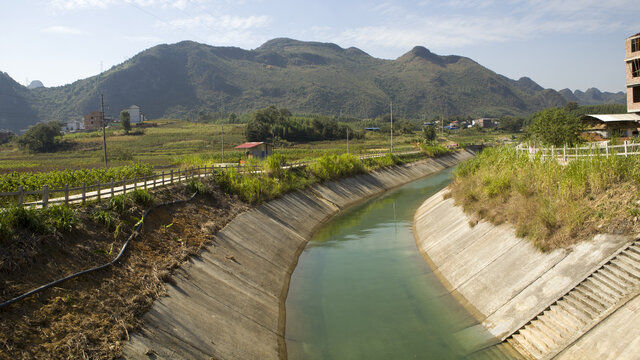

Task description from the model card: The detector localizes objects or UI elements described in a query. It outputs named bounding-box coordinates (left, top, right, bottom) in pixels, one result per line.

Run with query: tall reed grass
left=451, top=146, right=640, bottom=251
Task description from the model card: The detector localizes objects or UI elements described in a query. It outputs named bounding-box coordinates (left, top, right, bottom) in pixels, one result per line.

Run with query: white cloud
left=158, top=14, right=271, bottom=31
left=334, top=0, right=634, bottom=52
left=49, top=0, right=193, bottom=10
left=41, top=25, right=85, bottom=35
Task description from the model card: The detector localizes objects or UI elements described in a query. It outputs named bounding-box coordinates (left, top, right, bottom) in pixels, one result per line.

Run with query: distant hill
left=0, top=72, right=39, bottom=132
left=0, top=38, right=588, bottom=132
left=559, top=88, right=626, bottom=105
left=27, top=80, right=44, bottom=89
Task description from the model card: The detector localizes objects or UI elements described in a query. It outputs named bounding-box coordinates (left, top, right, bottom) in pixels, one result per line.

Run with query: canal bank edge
left=413, top=188, right=640, bottom=357
left=122, top=150, right=475, bottom=360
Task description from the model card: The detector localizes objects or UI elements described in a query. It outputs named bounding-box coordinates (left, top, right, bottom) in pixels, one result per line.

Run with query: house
left=472, top=118, right=496, bottom=128
left=122, top=105, right=143, bottom=124
left=626, top=32, right=640, bottom=113
left=0, top=129, right=14, bottom=144
left=581, top=114, right=640, bottom=138
left=234, top=142, right=273, bottom=159
left=63, top=119, right=83, bottom=133
left=83, top=111, right=103, bottom=131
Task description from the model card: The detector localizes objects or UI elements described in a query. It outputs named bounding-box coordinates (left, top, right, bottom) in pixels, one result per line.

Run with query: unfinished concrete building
left=626, top=32, right=640, bottom=113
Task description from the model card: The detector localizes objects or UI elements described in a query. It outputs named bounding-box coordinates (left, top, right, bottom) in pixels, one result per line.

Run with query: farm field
left=0, top=119, right=423, bottom=174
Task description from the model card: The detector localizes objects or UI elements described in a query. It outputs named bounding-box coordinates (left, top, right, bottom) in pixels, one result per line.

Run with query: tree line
left=245, top=105, right=363, bottom=142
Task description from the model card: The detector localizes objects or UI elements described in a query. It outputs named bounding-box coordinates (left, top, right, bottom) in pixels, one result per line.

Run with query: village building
left=472, top=118, right=496, bottom=128
left=122, top=105, right=143, bottom=124
left=626, top=32, right=640, bottom=113
left=83, top=111, right=103, bottom=131
left=63, top=119, right=83, bottom=133
left=581, top=113, right=640, bottom=139
left=234, top=142, right=273, bottom=159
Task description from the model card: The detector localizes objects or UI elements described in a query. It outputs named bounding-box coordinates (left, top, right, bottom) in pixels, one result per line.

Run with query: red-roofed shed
left=234, top=142, right=273, bottom=159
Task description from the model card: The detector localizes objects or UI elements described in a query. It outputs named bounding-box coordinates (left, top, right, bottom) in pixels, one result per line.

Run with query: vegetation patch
left=450, top=147, right=640, bottom=251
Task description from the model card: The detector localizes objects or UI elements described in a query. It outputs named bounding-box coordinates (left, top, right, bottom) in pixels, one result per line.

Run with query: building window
left=633, top=38, right=640, bottom=53
left=633, top=59, right=640, bottom=78
left=634, top=87, right=640, bottom=103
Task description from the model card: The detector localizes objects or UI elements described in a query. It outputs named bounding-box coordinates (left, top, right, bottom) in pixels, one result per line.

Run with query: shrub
left=45, top=204, right=78, bottom=232
left=108, top=195, right=128, bottom=214
left=93, top=209, right=115, bottom=231
left=131, top=189, right=154, bottom=207
left=187, top=179, right=208, bottom=195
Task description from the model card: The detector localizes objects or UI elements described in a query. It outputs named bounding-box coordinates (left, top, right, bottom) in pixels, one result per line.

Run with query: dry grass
left=450, top=147, right=640, bottom=251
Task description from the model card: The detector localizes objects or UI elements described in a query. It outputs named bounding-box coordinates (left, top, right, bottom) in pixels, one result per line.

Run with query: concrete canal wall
left=122, top=150, right=474, bottom=360
left=414, top=189, right=640, bottom=358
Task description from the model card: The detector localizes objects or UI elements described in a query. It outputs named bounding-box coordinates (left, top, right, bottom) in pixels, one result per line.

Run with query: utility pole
left=221, top=123, right=225, bottom=164
left=101, top=94, right=108, bottom=168
left=390, top=101, right=394, bottom=153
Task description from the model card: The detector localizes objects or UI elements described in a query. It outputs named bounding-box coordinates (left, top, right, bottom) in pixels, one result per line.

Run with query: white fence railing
left=516, top=141, right=640, bottom=162
left=1, top=150, right=422, bottom=208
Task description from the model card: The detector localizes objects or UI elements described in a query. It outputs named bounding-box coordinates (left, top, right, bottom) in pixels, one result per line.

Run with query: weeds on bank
left=92, top=189, right=155, bottom=238
left=0, top=204, right=79, bottom=242
left=215, top=153, right=401, bottom=204
left=451, top=146, right=640, bottom=251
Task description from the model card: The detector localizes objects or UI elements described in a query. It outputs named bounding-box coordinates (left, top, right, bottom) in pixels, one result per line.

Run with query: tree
left=422, top=126, right=437, bottom=143
left=527, top=108, right=583, bottom=146
left=120, top=110, right=131, bottom=134
left=17, top=122, right=62, bottom=152
left=497, top=116, right=525, bottom=133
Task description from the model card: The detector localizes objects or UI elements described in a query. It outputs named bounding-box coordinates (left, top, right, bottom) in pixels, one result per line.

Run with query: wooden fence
left=516, top=141, right=640, bottom=162
left=0, top=150, right=419, bottom=208
left=0, top=164, right=266, bottom=208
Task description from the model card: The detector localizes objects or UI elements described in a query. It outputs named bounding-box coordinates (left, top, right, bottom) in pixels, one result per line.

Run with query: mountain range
left=0, top=38, right=626, bottom=133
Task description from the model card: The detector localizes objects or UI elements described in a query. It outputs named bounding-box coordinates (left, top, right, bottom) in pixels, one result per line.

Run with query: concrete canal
left=285, top=167, right=488, bottom=359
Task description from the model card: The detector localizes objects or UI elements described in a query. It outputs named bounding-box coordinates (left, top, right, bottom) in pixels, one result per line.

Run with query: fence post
left=162, top=171, right=165, bottom=185
left=123, top=177, right=127, bottom=195
left=551, top=145, right=554, bottom=161
left=171, top=170, right=174, bottom=184
left=134, top=175, right=137, bottom=191
left=97, top=180, right=101, bottom=201
left=575, top=144, right=578, bottom=160
left=82, top=182, right=86, bottom=205
left=625, top=140, right=628, bottom=157
left=42, top=185, right=49, bottom=208
left=563, top=145, right=566, bottom=162
left=605, top=142, right=609, bottom=157
left=111, top=178, right=115, bottom=197
left=65, top=184, right=69, bottom=205
left=18, top=185, right=23, bottom=206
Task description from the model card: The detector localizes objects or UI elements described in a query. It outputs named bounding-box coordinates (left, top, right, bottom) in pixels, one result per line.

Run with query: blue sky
left=1, top=0, right=638, bottom=92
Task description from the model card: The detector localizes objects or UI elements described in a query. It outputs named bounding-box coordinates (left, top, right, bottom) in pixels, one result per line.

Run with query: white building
left=63, top=119, right=83, bottom=133
left=123, top=105, right=142, bottom=124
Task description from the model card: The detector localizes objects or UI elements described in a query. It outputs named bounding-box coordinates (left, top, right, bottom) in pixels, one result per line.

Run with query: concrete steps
left=467, top=240, right=640, bottom=359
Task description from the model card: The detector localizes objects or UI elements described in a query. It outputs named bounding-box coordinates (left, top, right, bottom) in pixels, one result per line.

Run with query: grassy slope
left=450, top=146, right=640, bottom=251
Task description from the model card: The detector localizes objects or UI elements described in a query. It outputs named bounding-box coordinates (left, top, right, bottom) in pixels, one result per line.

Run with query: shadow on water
left=286, top=166, right=493, bottom=360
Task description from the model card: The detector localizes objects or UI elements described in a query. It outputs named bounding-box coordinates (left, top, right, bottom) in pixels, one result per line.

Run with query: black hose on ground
left=0, top=192, right=198, bottom=309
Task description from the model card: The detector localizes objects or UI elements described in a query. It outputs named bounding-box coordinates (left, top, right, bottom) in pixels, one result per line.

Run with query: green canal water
left=285, top=167, right=485, bottom=359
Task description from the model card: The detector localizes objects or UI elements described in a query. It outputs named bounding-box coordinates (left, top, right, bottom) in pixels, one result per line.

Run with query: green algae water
left=285, top=167, right=484, bottom=359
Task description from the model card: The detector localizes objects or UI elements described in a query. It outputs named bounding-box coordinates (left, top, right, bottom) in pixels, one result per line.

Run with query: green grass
left=451, top=146, right=640, bottom=251
left=0, top=204, right=79, bottom=242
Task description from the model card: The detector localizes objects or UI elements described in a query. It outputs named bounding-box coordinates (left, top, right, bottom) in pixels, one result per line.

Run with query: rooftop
left=234, top=142, right=266, bottom=149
